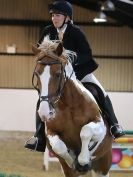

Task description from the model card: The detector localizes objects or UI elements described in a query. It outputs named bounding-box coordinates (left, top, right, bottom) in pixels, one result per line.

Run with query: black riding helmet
left=48, top=0, right=73, bottom=20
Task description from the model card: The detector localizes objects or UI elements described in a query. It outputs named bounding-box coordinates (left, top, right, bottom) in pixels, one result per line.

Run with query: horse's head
left=32, top=38, right=76, bottom=121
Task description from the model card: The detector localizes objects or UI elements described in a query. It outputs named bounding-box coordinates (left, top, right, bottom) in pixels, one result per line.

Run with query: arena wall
left=0, top=89, right=132, bottom=131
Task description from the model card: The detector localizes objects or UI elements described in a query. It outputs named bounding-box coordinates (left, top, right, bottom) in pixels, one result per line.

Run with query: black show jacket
left=39, top=22, right=98, bottom=80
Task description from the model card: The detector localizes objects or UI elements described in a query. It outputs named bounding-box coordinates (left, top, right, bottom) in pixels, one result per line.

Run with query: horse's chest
left=46, top=118, right=64, bottom=132
left=46, top=117, right=81, bottom=148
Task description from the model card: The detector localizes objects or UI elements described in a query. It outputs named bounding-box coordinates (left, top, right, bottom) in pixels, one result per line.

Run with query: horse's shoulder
left=74, top=80, right=98, bottom=104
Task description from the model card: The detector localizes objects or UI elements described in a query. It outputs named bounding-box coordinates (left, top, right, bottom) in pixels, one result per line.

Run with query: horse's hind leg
left=59, top=158, right=81, bottom=177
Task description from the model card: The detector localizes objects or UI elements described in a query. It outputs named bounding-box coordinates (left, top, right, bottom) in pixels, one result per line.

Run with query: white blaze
left=38, top=66, right=51, bottom=120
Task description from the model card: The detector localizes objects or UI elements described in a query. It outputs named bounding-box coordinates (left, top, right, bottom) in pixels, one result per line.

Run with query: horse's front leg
left=77, top=120, right=106, bottom=171
left=59, top=158, right=82, bottom=177
left=47, top=134, right=74, bottom=168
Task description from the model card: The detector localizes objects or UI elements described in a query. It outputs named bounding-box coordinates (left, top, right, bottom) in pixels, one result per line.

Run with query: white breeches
left=81, top=73, right=107, bottom=97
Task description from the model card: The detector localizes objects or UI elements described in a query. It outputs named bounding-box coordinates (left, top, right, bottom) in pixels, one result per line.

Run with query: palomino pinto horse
left=32, top=38, right=112, bottom=177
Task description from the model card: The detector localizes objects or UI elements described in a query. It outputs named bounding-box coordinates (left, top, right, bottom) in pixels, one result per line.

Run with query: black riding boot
left=104, top=95, right=125, bottom=139
left=25, top=100, right=46, bottom=152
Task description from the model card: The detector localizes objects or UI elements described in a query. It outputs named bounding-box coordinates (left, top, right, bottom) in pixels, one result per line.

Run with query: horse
left=32, top=37, right=113, bottom=177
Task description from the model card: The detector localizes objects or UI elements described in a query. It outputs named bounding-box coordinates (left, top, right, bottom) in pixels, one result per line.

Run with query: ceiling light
left=101, top=0, right=115, bottom=11
left=93, top=12, right=107, bottom=23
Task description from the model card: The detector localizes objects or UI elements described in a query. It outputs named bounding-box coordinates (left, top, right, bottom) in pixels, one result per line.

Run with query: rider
left=25, top=0, right=125, bottom=152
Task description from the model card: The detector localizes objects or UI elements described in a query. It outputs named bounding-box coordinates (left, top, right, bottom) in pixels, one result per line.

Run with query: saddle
left=82, top=82, right=106, bottom=116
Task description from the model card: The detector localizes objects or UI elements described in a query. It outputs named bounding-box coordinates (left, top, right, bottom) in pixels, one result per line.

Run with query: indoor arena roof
left=68, top=0, right=133, bottom=28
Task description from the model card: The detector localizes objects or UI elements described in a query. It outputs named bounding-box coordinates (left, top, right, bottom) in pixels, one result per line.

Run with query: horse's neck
left=61, top=79, right=95, bottom=108
left=63, top=80, right=83, bottom=104
left=58, top=79, right=100, bottom=123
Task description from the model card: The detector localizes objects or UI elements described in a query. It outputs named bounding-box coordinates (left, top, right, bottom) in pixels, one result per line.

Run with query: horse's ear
left=54, top=42, right=63, bottom=56
left=31, top=44, right=41, bottom=55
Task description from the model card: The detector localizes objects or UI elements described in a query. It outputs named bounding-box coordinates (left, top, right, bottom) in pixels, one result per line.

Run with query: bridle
left=32, top=55, right=74, bottom=108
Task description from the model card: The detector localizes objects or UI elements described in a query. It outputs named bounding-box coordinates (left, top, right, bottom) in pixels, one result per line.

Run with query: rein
left=32, top=55, right=74, bottom=107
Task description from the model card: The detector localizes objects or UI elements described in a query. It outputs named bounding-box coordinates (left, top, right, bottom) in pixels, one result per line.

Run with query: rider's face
left=51, top=13, right=66, bottom=28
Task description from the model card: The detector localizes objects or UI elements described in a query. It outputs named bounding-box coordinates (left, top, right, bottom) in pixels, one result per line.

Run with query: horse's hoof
left=74, top=160, right=92, bottom=172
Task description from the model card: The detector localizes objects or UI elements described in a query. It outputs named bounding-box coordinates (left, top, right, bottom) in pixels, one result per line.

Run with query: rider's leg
left=24, top=99, right=46, bottom=152
left=81, top=73, right=125, bottom=139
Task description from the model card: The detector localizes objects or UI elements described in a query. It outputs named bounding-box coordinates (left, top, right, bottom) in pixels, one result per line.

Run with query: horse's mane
left=38, top=36, right=76, bottom=63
